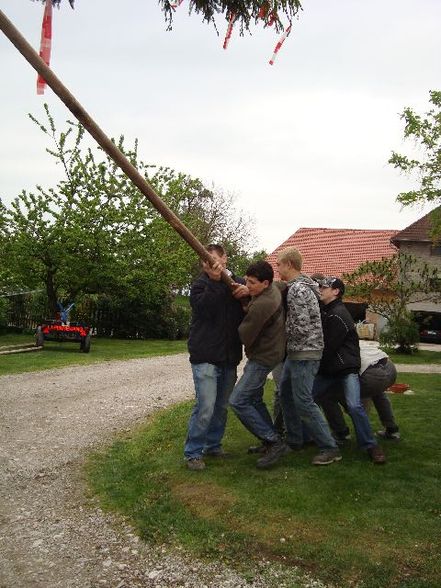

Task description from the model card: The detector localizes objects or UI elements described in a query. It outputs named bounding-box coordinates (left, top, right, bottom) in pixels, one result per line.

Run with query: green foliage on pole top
left=32, top=1, right=303, bottom=32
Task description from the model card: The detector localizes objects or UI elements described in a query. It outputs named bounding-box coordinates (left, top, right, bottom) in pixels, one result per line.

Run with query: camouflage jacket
left=285, top=275, right=324, bottom=359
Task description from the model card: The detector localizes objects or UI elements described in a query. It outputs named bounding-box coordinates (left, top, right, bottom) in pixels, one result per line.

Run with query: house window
left=430, top=245, right=441, bottom=256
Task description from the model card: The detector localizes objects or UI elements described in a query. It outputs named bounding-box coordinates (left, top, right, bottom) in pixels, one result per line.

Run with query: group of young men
left=184, top=245, right=399, bottom=471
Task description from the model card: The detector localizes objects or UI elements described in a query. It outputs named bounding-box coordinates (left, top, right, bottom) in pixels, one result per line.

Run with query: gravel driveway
left=0, top=355, right=321, bottom=588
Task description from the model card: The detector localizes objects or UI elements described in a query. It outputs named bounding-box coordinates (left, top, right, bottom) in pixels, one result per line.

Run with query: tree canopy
left=0, top=105, right=261, bottom=336
left=389, top=90, right=441, bottom=240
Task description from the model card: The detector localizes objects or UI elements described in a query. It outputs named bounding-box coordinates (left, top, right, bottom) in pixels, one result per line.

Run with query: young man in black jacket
left=312, top=278, right=386, bottom=464
left=184, top=244, right=247, bottom=471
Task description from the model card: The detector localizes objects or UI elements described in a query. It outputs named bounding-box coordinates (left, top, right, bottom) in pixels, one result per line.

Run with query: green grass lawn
left=387, top=349, right=441, bottom=365
left=86, top=374, right=441, bottom=588
left=0, top=333, right=187, bottom=376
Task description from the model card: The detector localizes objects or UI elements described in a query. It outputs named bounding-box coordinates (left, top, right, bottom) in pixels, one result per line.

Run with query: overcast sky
left=1, top=0, right=440, bottom=253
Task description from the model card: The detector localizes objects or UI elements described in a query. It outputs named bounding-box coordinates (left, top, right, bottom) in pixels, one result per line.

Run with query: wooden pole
left=0, top=9, right=236, bottom=287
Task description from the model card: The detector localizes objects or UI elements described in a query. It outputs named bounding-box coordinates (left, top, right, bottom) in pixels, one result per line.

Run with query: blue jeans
left=280, top=359, right=337, bottom=450
left=312, top=372, right=377, bottom=449
left=184, top=363, right=237, bottom=459
left=229, top=360, right=279, bottom=443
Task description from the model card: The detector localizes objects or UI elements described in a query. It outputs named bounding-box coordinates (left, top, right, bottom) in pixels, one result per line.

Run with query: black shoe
left=256, top=440, right=290, bottom=469
left=288, top=443, right=304, bottom=451
left=377, top=429, right=400, bottom=440
left=333, top=432, right=351, bottom=446
left=247, top=444, right=268, bottom=454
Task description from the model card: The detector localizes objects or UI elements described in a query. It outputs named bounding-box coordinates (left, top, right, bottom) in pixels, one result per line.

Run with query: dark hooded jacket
left=187, top=272, right=245, bottom=366
left=319, top=297, right=361, bottom=376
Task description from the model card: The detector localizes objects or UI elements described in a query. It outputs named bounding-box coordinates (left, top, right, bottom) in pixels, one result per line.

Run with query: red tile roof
left=267, top=228, right=398, bottom=280
left=391, top=207, right=440, bottom=244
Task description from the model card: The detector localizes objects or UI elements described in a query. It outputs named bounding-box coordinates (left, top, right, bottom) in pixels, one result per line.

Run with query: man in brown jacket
left=229, top=260, right=290, bottom=468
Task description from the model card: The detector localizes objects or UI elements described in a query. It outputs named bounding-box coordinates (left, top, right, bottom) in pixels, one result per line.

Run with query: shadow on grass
left=86, top=375, right=441, bottom=588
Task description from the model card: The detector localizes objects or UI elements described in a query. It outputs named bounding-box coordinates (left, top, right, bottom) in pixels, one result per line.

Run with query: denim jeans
left=318, top=360, right=398, bottom=434
left=229, top=360, right=279, bottom=443
left=280, top=359, right=337, bottom=450
left=184, top=362, right=237, bottom=459
left=271, top=361, right=285, bottom=435
left=313, top=372, right=377, bottom=449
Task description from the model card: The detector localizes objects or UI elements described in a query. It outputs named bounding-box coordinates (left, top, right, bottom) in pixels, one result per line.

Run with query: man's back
left=285, top=275, right=323, bottom=358
left=320, top=298, right=360, bottom=376
left=239, top=283, right=286, bottom=367
left=188, top=271, right=244, bottom=366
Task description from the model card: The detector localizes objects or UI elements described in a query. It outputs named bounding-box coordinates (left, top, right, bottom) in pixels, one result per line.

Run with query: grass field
left=0, top=333, right=187, bottom=376
left=86, top=373, right=441, bottom=588
left=1, top=333, right=440, bottom=378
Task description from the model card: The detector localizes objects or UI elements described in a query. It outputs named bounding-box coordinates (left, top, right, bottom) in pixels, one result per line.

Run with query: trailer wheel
left=36, top=326, right=44, bottom=347
left=81, top=333, right=91, bottom=353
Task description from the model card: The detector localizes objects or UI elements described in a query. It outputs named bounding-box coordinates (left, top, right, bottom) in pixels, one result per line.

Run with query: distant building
left=266, top=227, right=398, bottom=338
left=267, top=227, right=398, bottom=280
left=266, top=210, right=441, bottom=341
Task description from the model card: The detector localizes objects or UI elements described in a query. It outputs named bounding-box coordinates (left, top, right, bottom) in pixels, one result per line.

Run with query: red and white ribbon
left=37, top=0, right=53, bottom=94
left=223, top=12, right=236, bottom=50
left=269, top=23, right=292, bottom=65
left=170, top=0, right=184, bottom=9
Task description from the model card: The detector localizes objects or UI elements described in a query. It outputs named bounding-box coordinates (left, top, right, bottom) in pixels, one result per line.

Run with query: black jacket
left=319, top=298, right=361, bottom=376
left=187, top=272, right=245, bottom=366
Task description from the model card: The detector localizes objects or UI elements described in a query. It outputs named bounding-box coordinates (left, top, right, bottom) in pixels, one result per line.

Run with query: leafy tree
left=343, top=253, right=441, bottom=353
left=389, top=90, right=441, bottom=240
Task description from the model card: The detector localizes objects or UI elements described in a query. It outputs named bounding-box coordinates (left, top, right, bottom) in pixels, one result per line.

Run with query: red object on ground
left=41, top=324, right=90, bottom=339
left=387, top=383, right=410, bottom=394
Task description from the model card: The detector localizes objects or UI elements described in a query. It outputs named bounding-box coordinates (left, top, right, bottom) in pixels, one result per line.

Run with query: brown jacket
left=238, top=283, right=286, bottom=368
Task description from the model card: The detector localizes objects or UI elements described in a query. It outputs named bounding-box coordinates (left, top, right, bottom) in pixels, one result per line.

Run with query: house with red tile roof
left=267, top=228, right=398, bottom=281
left=391, top=208, right=441, bottom=323
left=266, top=210, right=441, bottom=341
left=266, top=227, right=399, bottom=338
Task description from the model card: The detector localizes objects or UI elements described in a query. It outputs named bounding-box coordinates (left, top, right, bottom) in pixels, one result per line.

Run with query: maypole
left=0, top=8, right=236, bottom=285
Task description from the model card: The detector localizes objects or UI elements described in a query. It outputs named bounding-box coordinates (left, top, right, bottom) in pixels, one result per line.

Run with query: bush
left=379, top=313, right=420, bottom=354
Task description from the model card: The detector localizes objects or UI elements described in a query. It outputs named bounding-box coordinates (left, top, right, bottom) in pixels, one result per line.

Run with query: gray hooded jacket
left=285, top=275, right=324, bottom=360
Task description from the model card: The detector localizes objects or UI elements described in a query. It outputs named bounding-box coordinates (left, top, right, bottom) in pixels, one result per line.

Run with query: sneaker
left=368, top=445, right=386, bottom=465
left=377, top=429, right=400, bottom=440
left=312, top=449, right=342, bottom=466
left=186, top=457, right=206, bottom=471
left=256, top=440, right=290, bottom=469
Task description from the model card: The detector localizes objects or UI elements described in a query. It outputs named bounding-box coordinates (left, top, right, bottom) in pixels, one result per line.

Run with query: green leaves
left=389, top=90, right=441, bottom=238
left=1, top=105, right=258, bottom=332
left=344, top=253, right=441, bottom=353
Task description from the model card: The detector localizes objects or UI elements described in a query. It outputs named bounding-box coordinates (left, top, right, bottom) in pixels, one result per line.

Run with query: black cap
left=321, top=277, right=345, bottom=296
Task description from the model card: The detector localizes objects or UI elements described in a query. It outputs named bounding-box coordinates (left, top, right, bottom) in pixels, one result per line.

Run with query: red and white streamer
left=37, top=0, right=53, bottom=94
left=269, top=23, right=292, bottom=65
left=223, top=12, right=236, bottom=50
left=170, top=0, right=184, bottom=9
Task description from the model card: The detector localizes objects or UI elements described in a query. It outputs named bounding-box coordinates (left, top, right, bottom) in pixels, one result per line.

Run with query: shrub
left=379, top=313, right=420, bottom=354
